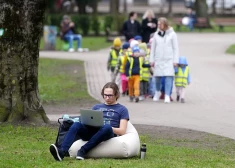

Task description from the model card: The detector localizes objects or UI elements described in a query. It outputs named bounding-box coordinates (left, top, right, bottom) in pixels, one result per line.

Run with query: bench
left=213, top=18, right=235, bottom=32
left=172, top=17, right=210, bottom=31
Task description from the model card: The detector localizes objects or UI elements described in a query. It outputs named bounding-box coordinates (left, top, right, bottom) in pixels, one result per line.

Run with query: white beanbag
left=69, top=121, right=140, bottom=158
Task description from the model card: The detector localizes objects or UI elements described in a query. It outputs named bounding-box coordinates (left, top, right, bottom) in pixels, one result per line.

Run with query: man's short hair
left=129, top=11, right=136, bottom=18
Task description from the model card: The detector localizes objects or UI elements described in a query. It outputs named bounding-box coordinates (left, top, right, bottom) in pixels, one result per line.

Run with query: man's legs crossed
left=78, top=124, right=114, bottom=158
left=50, top=122, right=89, bottom=161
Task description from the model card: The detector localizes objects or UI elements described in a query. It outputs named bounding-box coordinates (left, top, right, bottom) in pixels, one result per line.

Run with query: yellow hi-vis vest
left=128, top=57, right=143, bottom=76
left=110, top=49, right=122, bottom=68
left=175, top=66, right=189, bottom=87
left=140, top=55, right=150, bottom=81
left=119, top=55, right=126, bottom=73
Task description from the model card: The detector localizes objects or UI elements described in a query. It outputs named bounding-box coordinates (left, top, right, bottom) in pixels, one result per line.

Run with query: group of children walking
left=107, top=36, right=190, bottom=103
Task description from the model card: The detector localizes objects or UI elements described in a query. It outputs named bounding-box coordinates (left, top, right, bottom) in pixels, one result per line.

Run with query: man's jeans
left=64, top=34, right=82, bottom=49
left=155, top=76, right=174, bottom=96
left=61, top=122, right=114, bottom=154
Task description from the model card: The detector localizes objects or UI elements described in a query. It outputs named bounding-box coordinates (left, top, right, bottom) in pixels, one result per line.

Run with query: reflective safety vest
left=140, top=55, right=150, bottom=81
left=119, top=55, right=127, bottom=73
left=128, top=57, right=143, bottom=76
left=175, top=66, right=189, bottom=87
left=110, top=49, right=122, bottom=68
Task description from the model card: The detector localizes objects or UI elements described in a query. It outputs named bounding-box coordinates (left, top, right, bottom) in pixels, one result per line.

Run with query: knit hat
left=122, top=42, right=130, bottom=49
left=130, top=40, right=139, bottom=48
left=132, top=46, right=140, bottom=53
left=63, top=15, right=70, bottom=20
left=113, top=37, right=122, bottom=47
left=134, top=35, right=142, bottom=41
left=139, top=42, right=148, bottom=54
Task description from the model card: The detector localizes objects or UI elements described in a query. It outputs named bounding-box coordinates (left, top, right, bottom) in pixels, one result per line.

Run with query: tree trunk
left=195, top=0, right=209, bottom=17
left=212, top=0, right=217, bottom=16
left=0, top=0, right=49, bottom=124
left=109, top=0, right=119, bottom=15
left=167, top=0, right=173, bottom=17
left=123, top=0, right=127, bottom=14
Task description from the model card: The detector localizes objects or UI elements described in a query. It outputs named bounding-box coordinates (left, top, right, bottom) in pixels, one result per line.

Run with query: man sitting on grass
left=49, top=82, right=129, bottom=161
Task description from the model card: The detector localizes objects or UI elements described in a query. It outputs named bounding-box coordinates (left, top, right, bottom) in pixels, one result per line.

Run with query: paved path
left=40, top=33, right=235, bottom=140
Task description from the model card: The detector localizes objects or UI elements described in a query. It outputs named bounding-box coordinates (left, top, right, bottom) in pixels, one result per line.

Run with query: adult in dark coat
left=141, top=9, right=158, bottom=43
left=122, top=11, right=141, bottom=42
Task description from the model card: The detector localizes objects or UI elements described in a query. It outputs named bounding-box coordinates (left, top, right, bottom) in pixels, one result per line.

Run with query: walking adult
left=149, top=17, right=179, bottom=103
left=122, top=11, right=141, bottom=42
left=141, top=9, right=158, bottom=43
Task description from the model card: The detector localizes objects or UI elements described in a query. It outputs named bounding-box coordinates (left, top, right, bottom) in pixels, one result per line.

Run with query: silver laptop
left=80, top=109, right=104, bottom=127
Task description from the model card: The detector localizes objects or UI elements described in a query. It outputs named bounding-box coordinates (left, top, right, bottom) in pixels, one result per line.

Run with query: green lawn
left=38, top=58, right=97, bottom=105
left=0, top=124, right=235, bottom=168
left=226, top=44, right=235, bottom=54
left=40, top=36, right=112, bottom=51
left=1, top=58, right=235, bottom=167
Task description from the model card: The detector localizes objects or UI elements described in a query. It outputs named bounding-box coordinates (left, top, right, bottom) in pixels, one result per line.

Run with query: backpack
left=55, top=115, right=80, bottom=156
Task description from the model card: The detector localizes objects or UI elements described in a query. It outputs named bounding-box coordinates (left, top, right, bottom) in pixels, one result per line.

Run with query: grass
left=0, top=124, right=235, bottom=168
left=38, top=58, right=97, bottom=105
left=40, top=36, right=112, bottom=51
left=1, top=58, right=235, bottom=167
left=226, top=44, right=235, bottom=54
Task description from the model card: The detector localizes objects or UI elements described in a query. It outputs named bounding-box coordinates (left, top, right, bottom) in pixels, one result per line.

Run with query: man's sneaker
left=129, top=96, right=134, bottom=102
left=176, top=95, right=180, bottom=102
left=181, top=98, right=185, bottom=103
left=76, top=150, right=85, bottom=160
left=164, top=95, right=170, bottom=103
left=77, top=48, right=83, bottom=52
left=153, top=91, right=160, bottom=101
left=68, top=48, right=74, bottom=52
left=135, top=97, right=139, bottom=103
left=49, top=144, right=64, bottom=161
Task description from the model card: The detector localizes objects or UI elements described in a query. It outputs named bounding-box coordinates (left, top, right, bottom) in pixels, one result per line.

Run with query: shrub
left=78, top=15, right=90, bottom=36
left=104, top=15, right=114, bottom=35
left=114, top=15, right=126, bottom=33
left=91, top=15, right=100, bottom=36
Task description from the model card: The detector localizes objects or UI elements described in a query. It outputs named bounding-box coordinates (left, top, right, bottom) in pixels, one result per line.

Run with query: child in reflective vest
left=139, top=42, right=151, bottom=101
left=125, top=46, right=150, bottom=103
left=115, top=42, right=130, bottom=96
left=107, top=38, right=122, bottom=84
left=175, top=56, right=191, bottom=103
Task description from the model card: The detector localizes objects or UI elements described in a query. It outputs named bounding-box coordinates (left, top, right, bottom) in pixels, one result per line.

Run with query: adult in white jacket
left=149, top=17, right=179, bottom=103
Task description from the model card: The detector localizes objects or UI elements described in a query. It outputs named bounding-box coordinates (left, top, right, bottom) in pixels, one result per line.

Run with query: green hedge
left=44, top=14, right=126, bottom=36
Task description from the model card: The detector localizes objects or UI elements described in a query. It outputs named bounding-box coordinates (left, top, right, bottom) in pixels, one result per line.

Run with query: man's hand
left=173, top=63, right=178, bottom=67
left=150, top=62, right=155, bottom=67
left=69, top=22, right=74, bottom=27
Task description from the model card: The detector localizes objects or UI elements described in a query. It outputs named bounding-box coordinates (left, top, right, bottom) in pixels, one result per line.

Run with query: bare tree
left=212, top=0, right=217, bottom=16
left=195, top=0, right=209, bottom=17
left=0, top=0, right=49, bottom=124
left=168, top=0, right=173, bottom=17
left=123, top=0, right=127, bottom=14
left=109, top=0, right=119, bottom=15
